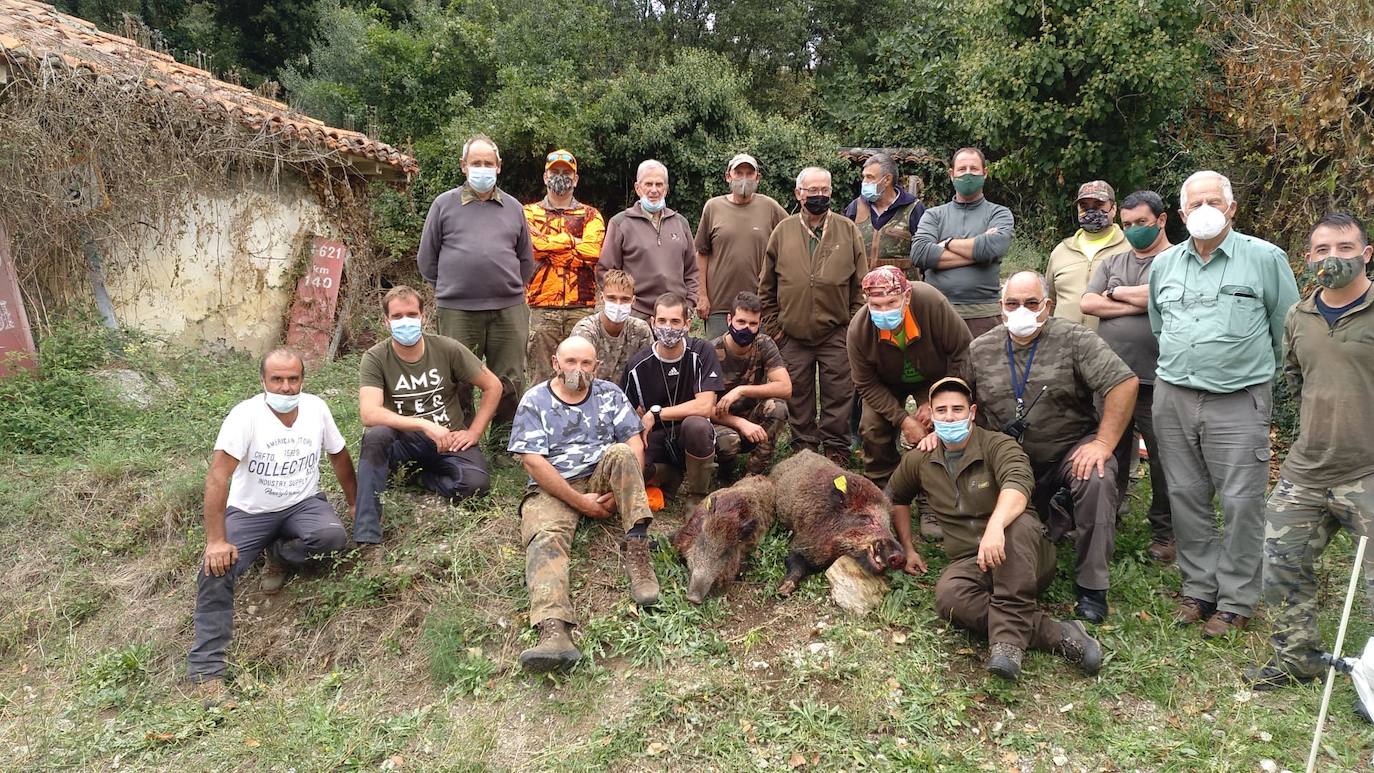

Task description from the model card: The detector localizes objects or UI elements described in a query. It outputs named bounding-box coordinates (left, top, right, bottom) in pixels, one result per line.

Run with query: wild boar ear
left=828, top=474, right=848, bottom=507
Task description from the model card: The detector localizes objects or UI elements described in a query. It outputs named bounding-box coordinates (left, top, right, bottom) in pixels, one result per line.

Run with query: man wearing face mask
left=1148, top=170, right=1300, bottom=638
left=189, top=349, right=357, bottom=703
left=847, top=266, right=971, bottom=490
left=597, top=159, right=698, bottom=320
left=1081, top=190, right=1175, bottom=563
left=1247, top=212, right=1374, bottom=691
left=524, top=149, right=607, bottom=385
left=621, top=293, right=725, bottom=512
left=355, top=286, right=502, bottom=550
left=571, top=269, right=653, bottom=384
left=694, top=154, right=789, bottom=339
left=910, top=147, right=1014, bottom=337
left=1046, top=181, right=1133, bottom=329
left=508, top=335, right=659, bottom=672
left=890, top=377, right=1103, bottom=682
left=710, top=291, right=792, bottom=477
left=417, top=135, right=533, bottom=427
left=845, top=152, right=927, bottom=276
left=759, top=166, right=868, bottom=466
left=955, top=271, right=1139, bottom=623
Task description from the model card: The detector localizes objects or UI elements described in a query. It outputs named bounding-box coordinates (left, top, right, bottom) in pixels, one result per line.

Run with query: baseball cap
left=545, top=149, right=577, bottom=172
left=928, top=376, right=973, bottom=402
left=1075, top=180, right=1115, bottom=203
left=727, top=153, right=759, bottom=172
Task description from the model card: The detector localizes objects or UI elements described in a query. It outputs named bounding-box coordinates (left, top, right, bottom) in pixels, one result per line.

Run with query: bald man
left=507, top=336, right=658, bottom=672
left=188, top=349, right=357, bottom=703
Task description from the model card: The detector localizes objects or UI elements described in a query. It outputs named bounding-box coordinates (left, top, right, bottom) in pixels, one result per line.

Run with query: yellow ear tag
left=833, top=475, right=847, bottom=494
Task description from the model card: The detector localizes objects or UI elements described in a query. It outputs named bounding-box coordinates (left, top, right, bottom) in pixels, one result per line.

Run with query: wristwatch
left=1105, top=286, right=1117, bottom=301
left=650, top=405, right=663, bottom=421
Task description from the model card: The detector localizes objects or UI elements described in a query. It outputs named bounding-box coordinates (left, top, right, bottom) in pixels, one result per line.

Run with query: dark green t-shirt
left=359, top=334, right=484, bottom=430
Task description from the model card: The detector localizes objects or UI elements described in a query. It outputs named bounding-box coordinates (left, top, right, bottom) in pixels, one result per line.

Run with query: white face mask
left=1004, top=306, right=1044, bottom=338
left=1185, top=204, right=1228, bottom=240
left=604, top=302, right=632, bottom=323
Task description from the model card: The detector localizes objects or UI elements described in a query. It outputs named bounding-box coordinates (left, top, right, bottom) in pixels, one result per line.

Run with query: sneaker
left=1201, top=611, right=1250, bottom=638
left=1244, top=660, right=1316, bottom=692
left=1055, top=620, right=1104, bottom=675
left=1075, top=586, right=1108, bottom=624
left=621, top=536, right=660, bottom=607
left=986, top=642, right=1024, bottom=681
left=1147, top=538, right=1176, bottom=564
left=519, top=619, right=582, bottom=673
left=260, top=547, right=287, bottom=595
left=1173, top=596, right=1216, bottom=627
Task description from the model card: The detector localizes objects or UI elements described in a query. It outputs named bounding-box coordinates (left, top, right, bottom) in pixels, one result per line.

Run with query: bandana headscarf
left=861, top=266, right=910, bottom=299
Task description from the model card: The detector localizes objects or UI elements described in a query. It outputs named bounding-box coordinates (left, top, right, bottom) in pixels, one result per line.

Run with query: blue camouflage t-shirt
left=507, top=379, right=643, bottom=481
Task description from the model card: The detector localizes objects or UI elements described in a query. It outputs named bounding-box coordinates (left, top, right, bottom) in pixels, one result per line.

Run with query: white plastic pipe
left=1307, top=534, right=1369, bottom=773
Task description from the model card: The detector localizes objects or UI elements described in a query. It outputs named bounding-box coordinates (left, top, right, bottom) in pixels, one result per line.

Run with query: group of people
left=187, top=137, right=1373, bottom=705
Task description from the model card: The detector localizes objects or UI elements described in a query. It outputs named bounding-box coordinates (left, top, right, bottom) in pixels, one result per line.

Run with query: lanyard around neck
left=1006, top=336, right=1040, bottom=411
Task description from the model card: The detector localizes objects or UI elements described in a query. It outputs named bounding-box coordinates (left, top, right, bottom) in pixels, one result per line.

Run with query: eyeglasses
left=800, top=186, right=832, bottom=196
left=1000, top=298, right=1044, bottom=312
left=546, top=150, right=575, bottom=164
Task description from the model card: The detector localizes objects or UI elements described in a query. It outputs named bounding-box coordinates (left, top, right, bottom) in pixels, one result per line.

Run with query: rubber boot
left=682, top=453, right=717, bottom=516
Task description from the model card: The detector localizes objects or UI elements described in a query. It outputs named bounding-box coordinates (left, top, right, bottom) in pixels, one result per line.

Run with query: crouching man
left=711, top=291, right=792, bottom=477
left=508, top=336, right=660, bottom=672
left=891, top=377, right=1102, bottom=682
left=188, top=349, right=357, bottom=703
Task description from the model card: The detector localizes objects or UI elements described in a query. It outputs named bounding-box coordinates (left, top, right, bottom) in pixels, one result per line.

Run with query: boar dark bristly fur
left=769, top=450, right=905, bottom=597
left=672, top=475, right=777, bottom=604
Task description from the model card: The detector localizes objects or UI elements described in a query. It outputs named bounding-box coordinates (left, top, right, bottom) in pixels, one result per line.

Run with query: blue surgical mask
left=861, top=181, right=881, bottom=202
left=467, top=167, right=498, bottom=193
left=390, top=317, right=423, bottom=346
left=933, top=418, right=971, bottom=445
left=265, top=391, right=300, bottom=414
left=870, top=307, right=904, bottom=331
left=640, top=196, right=666, bottom=214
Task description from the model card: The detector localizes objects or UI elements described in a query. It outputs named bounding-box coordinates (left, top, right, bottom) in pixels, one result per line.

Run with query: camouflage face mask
left=1309, top=255, right=1366, bottom=289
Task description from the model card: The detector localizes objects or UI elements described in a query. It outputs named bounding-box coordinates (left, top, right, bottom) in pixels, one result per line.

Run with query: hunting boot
left=190, top=678, right=233, bottom=709
left=919, top=510, right=943, bottom=542
left=519, top=619, right=582, bottom=673
left=1055, top=620, right=1104, bottom=676
left=621, top=534, right=661, bottom=607
left=259, top=545, right=287, bottom=594
left=682, top=454, right=717, bottom=515
left=986, top=642, right=1024, bottom=681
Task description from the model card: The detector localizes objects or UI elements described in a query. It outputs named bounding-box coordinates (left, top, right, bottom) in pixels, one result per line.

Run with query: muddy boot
left=519, top=620, right=581, bottom=673
left=260, top=545, right=287, bottom=594
left=190, top=678, right=233, bottom=709
left=919, top=510, right=943, bottom=542
left=621, top=535, right=661, bottom=607
left=1055, top=620, right=1104, bottom=675
left=682, top=454, right=717, bottom=515
left=986, top=642, right=1024, bottom=681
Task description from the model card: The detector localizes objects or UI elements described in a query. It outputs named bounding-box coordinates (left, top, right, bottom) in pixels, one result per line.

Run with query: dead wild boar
left=672, top=475, right=776, bottom=604
left=769, top=450, right=904, bottom=597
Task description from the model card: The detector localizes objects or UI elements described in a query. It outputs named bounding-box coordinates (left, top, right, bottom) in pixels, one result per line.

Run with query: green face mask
left=952, top=173, right=985, bottom=197
left=1124, top=224, right=1161, bottom=250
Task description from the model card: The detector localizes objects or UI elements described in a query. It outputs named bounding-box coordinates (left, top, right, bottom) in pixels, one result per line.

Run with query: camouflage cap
left=861, top=266, right=910, bottom=298
left=928, top=376, right=973, bottom=402
left=1075, top=180, right=1115, bottom=203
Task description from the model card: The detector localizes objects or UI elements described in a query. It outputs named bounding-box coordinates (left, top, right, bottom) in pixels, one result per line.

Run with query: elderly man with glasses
left=954, top=270, right=1139, bottom=623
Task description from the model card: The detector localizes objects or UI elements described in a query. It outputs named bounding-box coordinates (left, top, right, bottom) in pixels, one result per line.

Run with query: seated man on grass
left=355, top=286, right=502, bottom=552
left=188, top=348, right=357, bottom=704
left=892, top=377, right=1102, bottom=682
left=508, top=336, right=659, bottom=672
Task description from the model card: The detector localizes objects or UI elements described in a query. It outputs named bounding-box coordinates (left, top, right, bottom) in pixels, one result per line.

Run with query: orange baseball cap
left=545, top=149, right=578, bottom=172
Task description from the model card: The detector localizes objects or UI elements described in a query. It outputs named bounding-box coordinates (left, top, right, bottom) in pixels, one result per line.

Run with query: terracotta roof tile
left=0, top=0, right=417, bottom=179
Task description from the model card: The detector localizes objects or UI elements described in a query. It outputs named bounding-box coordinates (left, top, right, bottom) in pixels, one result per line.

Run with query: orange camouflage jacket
left=523, top=198, right=607, bottom=308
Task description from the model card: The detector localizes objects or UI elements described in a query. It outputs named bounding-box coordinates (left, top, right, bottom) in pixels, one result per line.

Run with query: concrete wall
left=103, top=170, right=336, bottom=356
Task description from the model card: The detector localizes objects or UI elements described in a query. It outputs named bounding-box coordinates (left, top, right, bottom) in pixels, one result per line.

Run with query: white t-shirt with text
left=214, top=393, right=346, bottom=514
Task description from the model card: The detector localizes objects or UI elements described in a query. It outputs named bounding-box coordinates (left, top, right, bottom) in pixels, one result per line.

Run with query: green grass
left=1, top=327, right=1371, bottom=771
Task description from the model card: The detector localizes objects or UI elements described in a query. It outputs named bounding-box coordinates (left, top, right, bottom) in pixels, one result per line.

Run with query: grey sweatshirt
left=417, top=185, right=534, bottom=311
left=909, top=197, right=1015, bottom=308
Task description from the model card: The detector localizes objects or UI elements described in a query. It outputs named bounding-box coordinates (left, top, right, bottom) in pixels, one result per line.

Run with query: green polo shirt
left=1147, top=229, right=1300, bottom=393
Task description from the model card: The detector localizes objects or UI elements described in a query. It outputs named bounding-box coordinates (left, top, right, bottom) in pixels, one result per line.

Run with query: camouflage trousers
left=1263, top=473, right=1374, bottom=677
left=520, top=443, right=652, bottom=627
left=713, top=398, right=788, bottom=475
left=526, top=306, right=595, bottom=386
